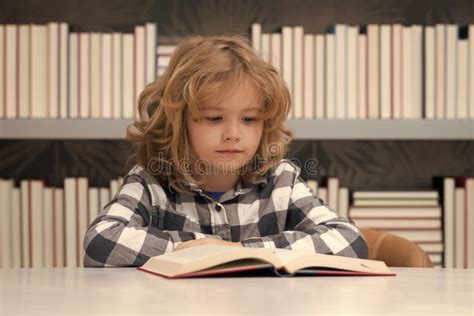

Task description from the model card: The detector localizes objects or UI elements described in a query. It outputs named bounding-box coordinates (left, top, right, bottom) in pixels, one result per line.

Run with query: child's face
left=186, top=79, right=264, bottom=176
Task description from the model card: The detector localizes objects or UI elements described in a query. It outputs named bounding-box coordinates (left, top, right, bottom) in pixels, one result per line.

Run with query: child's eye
left=203, top=116, right=258, bottom=123
left=205, top=116, right=222, bottom=122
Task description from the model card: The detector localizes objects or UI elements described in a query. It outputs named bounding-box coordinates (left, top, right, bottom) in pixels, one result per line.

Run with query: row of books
left=350, top=190, right=443, bottom=267
left=0, top=177, right=123, bottom=269
left=251, top=23, right=474, bottom=120
left=3, top=21, right=474, bottom=122
left=306, top=177, right=474, bottom=268
left=1, top=176, right=472, bottom=269
left=0, top=23, right=156, bottom=120
left=436, top=177, right=474, bottom=269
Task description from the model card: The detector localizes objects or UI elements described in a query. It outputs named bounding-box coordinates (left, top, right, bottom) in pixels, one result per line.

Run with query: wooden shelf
left=0, top=119, right=473, bottom=140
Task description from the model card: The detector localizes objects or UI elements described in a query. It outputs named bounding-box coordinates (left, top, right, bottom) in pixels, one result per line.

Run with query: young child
left=83, top=35, right=368, bottom=267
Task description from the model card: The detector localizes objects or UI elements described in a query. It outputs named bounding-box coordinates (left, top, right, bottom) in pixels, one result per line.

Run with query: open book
left=137, top=245, right=396, bottom=278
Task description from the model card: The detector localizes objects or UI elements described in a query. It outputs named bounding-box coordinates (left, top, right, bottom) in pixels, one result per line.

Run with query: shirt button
left=215, top=204, right=222, bottom=212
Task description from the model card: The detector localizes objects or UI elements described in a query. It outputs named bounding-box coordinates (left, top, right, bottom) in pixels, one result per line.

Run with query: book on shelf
left=351, top=218, right=441, bottom=230
left=281, top=26, right=293, bottom=119
left=0, top=177, right=120, bottom=269
left=434, top=177, right=456, bottom=268
left=2, top=22, right=474, bottom=120
left=138, top=244, right=396, bottom=278
left=349, top=206, right=442, bottom=218
left=452, top=178, right=474, bottom=269
left=249, top=22, right=474, bottom=121
left=0, top=22, right=157, bottom=120
left=324, top=177, right=339, bottom=211
left=352, top=191, right=439, bottom=200
left=349, top=189, right=444, bottom=266
left=293, top=25, right=303, bottom=119
left=1, top=174, right=473, bottom=270
left=353, top=199, right=439, bottom=207
left=303, top=33, right=314, bottom=119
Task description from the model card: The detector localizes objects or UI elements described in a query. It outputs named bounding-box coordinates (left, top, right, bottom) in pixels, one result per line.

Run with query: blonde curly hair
left=127, top=34, right=293, bottom=194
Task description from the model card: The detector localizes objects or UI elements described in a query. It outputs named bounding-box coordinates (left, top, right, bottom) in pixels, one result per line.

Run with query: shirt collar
left=169, top=173, right=268, bottom=197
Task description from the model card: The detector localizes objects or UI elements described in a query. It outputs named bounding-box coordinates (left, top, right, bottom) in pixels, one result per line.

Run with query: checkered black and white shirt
left=83, top=159, right=368, bottom=267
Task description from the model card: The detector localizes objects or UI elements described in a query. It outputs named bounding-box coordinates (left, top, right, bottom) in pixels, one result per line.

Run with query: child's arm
left=82, top=174, right=222, bottom=267
left=240, top=175, right=369, bottom=259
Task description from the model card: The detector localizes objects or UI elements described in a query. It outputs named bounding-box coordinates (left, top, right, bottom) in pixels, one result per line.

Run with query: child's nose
left=222, top=121, right=241, bottom=141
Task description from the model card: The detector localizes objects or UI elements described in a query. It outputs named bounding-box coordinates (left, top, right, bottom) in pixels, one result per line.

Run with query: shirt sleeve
left=240, top=175, right=368, bottom=259
left=82, top=174, right=221, bottom=267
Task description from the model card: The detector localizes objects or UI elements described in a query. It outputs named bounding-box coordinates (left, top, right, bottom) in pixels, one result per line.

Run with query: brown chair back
left=361, top=228, right=433, bottom=267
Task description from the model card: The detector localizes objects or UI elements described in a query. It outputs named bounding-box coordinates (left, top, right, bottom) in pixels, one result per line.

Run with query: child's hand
left=174, top=238, right=243, bottom=251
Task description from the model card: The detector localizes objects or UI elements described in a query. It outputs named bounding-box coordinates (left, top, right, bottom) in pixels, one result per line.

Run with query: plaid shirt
left=83, top=159, right=368, bottom=267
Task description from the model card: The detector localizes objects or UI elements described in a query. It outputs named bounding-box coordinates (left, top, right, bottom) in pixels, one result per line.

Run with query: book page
left=277, top=251, right=393, bottom=275
left=141, top=245, right=281, bottom=277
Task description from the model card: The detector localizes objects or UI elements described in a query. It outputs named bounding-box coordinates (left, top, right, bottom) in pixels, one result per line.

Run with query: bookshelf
left=1, top=119, right=473, bottom=140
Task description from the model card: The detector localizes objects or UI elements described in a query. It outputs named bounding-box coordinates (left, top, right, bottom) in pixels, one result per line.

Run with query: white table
left=1, top=268, right=473, bottom=315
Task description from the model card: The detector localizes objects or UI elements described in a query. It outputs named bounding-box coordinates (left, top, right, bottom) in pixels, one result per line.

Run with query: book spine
left=443, top=178, right=455, bottom=268
left=5, top=24, right=18, bottom=118
left=303, top=34, right=314, bottom=119
left=11, top=187, right=21, bottom=268
left=30, top=180, right=44, bottom=268
left=101, top=33, right=112, bottom=118
left=31, top=25, right=48, bottom=118
left=90, top=32, right=101, bottom=119
left=456, top=28, right=468, bottom=119
left=325, top=32, right=335, bottom=119
left=77, top=177, right=89, bottom=268
left=47, top=22, right=59, bottom=118
left=18, top=24, right=30, bottom=118
left=454, top=187, right=465, bottom=268
left=0, top=180, right=12, bottom=268
left=424, top=26, right=435, bottom=119
left=270, top=33, right=281, bottom=73
left=466, top=179, right=474, bottom=268
left=315, top=34, right=325, bottom=118
left=59, top=23, right=68, bottom=119
left=327, top=177, right=339, bottom=211
left=122, top=33, right=134, bottom=119
left=79, top=32, right=90, bottom=118
left=20, top=180, right=30, bottom=268
left=357, top=30, right=367, bottom=119
left=88, top=187, right=100, bottom=226
left=282, top=26, right=293, bottom=119
left=43, top=187, right=54, bottom=268
left=346, top=26, right=358, bottom=119
left=435, top=24, right=446, bottom=119
left=469, top=25, right=474, bottom=119
left=380, top=24, right=391, bottom=119
left=134, top=25, right=146, bottom=120
left=145, top=23, right=157, bottom=84
left=0, top=25, right=4, bottom=118
left=112, top=32, right=122, bottom=119
left=402, top=26, right=412, bottom=119
left=445, top=25, right=457, bottom=119
left=411, top=25, right=423, bottom=119
left=338, top=187, right=349, bottom=218
left=54, top=188, right=65, bottom=267
left=293, top=26, right=303, bottom=119
left=251, top=23, right=261, bottom=54
left=68, top=32, right=79, bottom=118
left=261, top=33, right=270, bottom=63
left=335, top=24, right=347, bottom=119
left=367, top=24, right=379, bottom=119
left=64, top=178, right=77, bottom=267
